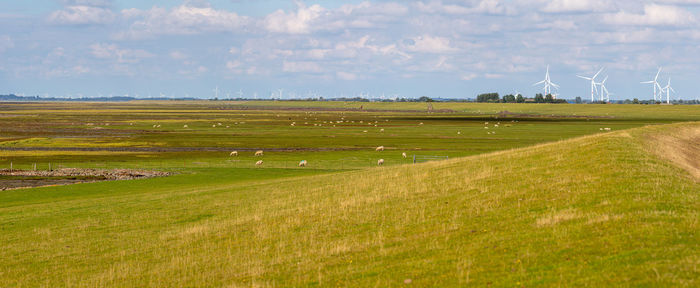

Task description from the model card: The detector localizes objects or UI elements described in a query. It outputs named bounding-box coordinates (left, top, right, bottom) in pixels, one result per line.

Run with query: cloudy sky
left=1, top=0, right=700, bottom=100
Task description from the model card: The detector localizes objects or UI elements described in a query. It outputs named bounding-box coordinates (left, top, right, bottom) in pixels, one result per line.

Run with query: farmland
left=0, top=101, right=698, bottom=286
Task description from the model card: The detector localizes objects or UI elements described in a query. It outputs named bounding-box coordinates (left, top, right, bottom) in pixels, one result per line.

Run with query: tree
left=516, top=94, right=524, bottom=103
left=476, top=93, right=500, bottom=103
left=503, top=94, right=516, bottom=103
left=575, top=96, right=582, bottom=104
left=534, top=93, right=544, bottom=103
left=418, top=96, right=434, bottom=102
left=545, top=94, right=554, bottom=103
left=633, top=98, right=640, bottom=104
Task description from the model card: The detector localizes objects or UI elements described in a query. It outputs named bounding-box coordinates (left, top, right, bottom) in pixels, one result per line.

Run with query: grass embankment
left=1, top=123, right=698, bottom=287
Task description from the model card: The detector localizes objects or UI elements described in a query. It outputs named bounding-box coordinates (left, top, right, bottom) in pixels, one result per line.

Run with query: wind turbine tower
left=641, top=68, right=662, bottom=101
left=661, top=78, right=675, bottom=104
left=577, top=67, right=604, bottom=102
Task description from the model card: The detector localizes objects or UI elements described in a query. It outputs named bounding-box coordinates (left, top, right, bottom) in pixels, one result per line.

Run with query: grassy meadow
left=0, top=101, right=698, bottom=286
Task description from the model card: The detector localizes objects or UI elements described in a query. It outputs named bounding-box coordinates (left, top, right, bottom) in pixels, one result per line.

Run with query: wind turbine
left=277, top=89, right=284, bottom=99
left=237, top=89, right=243, bottom=99
left=597, top=76, right=609, bottom=102
left=577, top=67, right=604, bottom=102
left=641, top=67, right=662, bottom=101
left=661, top=78, right=675, bottom=104
left=213, top=86, right=219, bottom=99
left=533, top=65, right=559, bottom=97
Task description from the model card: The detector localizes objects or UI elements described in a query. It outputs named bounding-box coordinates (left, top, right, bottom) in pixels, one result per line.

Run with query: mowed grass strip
left=1, top=122, right=698, bottom=287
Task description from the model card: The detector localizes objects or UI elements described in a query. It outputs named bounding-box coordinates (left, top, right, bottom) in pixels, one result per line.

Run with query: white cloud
left=264, top=4, right=325, bottom=34
left=604, top=4, right=695, bottom=26
left=282, top=61, right=323, bottom=73
left=169, top=51, right=188, bottom=60
left=415, top=0, right=514, bottom=15
left=0, top=35, right=14, bottom=53
left=118, top=4, right=249, bottom=39
left=48, top=5, right=115, bottom=25
left=541, top=0, right=611, bottom=13
left=405, top=35, right=458, bottom=53
left=336, top=71, right=357, bottom=80
left=90, top=43, right=152, bottom=63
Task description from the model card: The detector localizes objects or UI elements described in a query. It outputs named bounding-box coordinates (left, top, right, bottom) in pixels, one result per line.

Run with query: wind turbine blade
left=593, top=67, right=604, bottom=79
left=654, top=67, right=662, bottom=81
left=533, top=80, right=545, bottom=86
left=670, top=87, right=676, bottom=93
left=641, top=81, right=654, bottom=84
left=577, top=75, right=592, bottom=80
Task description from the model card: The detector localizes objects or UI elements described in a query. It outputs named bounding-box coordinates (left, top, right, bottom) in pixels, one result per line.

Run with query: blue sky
left=1, top=0, right=700, bottom=100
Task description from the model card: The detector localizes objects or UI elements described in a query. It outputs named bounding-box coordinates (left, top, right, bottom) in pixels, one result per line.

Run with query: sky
left=1, top=0, right=700, bottom=100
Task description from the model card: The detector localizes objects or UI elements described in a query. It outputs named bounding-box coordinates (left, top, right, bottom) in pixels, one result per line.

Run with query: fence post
left=413, top=155, right=416, bottom=164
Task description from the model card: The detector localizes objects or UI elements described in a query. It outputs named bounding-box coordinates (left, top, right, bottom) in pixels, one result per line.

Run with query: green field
left=0, top=101, right=698, bottom=286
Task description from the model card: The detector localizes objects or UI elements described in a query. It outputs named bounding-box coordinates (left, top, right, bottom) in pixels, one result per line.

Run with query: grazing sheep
left=153, top=124, right=157, bottom=128
left=457, top=131, right=461, bottom=135
left=363, top=130, right=368, bottom=133
left=230, top=151, right=238, bottom=156
left=402, top=152, right=407, bottom=158
left=380, top=128, right=385, bottom=132
left=212, top=124, right=216, bottom=128
left=255, top=160, right=263, bottom=166
left=604, top=128, right=612, bottom=131
left=419, top=122, right=424, bottom=125
left=255, top=150, right=264, bottom=156
left=376, top=146, right=385, bottom=152
left=378, top=159, right=384, bottom=166
left=298, top=160, right=307, bottom=167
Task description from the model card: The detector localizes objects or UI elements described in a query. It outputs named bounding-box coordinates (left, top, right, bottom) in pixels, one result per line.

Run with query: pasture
left=0, top=101, right=698, bottom=286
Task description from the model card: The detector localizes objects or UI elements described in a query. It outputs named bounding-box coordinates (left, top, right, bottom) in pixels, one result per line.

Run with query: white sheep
left=376, top=146, right=385, bottom=152
left=402, top=152, right=407, bottom=158
left=419, top=122, right=424, bottom=125
left=298, top=160, right=307, bottom=167
left=255, top=150, right=264, bottom=156
left=255, top=160, right=263, bottom=166
left=230, top=151, right=238, bottom=156
left=604, top=128, right=612, bottom=131
left=183, top=124, right=188, bottom=128
left=457, top=131, right=461, bottom=135
left=378, top=159, right=384, bottom=166
left=380, top=128, right=384, bottom=132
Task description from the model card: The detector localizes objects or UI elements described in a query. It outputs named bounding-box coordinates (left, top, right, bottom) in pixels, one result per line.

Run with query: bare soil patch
left=0, top=168, right=170, bottom=190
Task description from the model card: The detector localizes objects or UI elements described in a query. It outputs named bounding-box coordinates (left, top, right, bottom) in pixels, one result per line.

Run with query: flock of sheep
left=229, top=145, right=406, bottom=167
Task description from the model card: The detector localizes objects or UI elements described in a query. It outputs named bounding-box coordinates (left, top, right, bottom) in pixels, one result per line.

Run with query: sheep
left=380, top=128, right=385, bottom=132
left=457, top=131, right=461, bottom=135
left=604, top=128, right=612, bottom=131
left=402, top=152, right=407, bottom=158
left=183, top=124, right=188, bottom=128
left=255, top=160, right=263, bottom=166
left=255, top=150, right=264, bottom=156
left=378, top=159, right=385, bottom=166
left=212, top=124, right=216, bottom=128
left=419, top=122, right=424, bottom=125
left=376, top=146, right=385, bottom=152
left=298, top=160, right=307, bottom=167
left=230, top=151, right=238, bottom=157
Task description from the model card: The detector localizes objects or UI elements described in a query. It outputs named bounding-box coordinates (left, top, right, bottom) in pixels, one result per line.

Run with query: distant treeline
left=1, top=94, right=698, bottom=104
left=477, top=93, right=567, bottom=103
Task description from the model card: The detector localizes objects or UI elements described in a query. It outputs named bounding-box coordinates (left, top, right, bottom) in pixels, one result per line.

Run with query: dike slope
left=1, top=123, right=698, bottom=287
